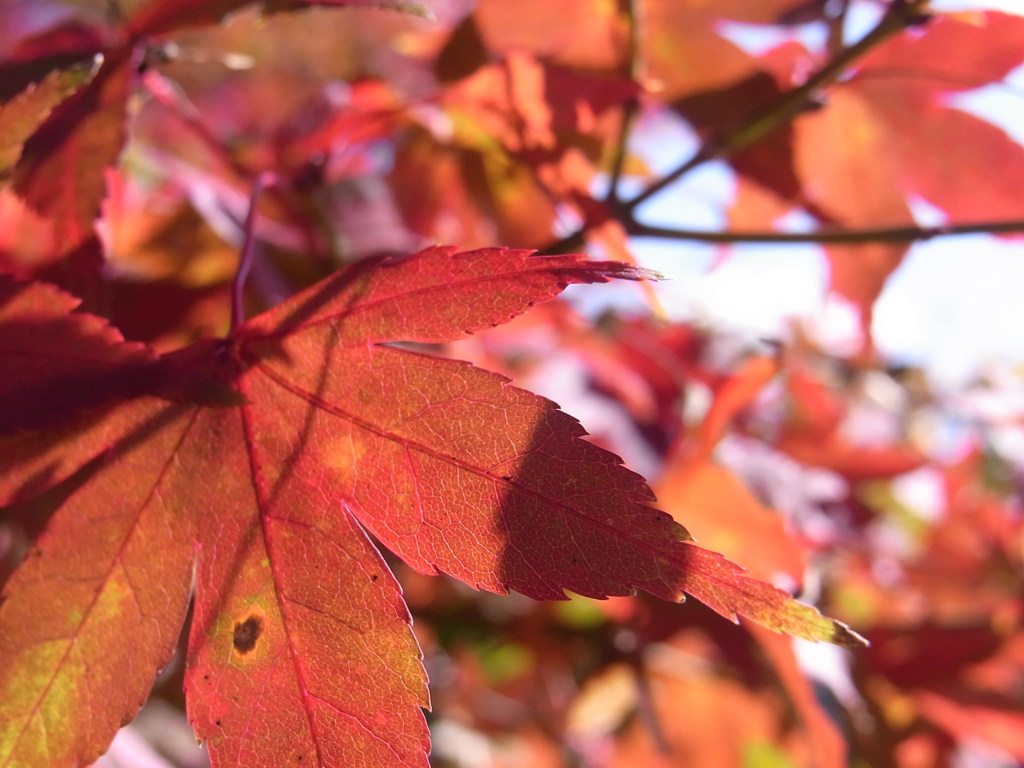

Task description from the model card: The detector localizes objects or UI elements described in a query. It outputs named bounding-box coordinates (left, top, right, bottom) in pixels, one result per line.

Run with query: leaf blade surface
left=0, top=399, right=196, bottom=768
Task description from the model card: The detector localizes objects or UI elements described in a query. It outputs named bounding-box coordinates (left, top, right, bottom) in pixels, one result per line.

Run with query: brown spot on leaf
left=232, top=615, right=264, bottom=654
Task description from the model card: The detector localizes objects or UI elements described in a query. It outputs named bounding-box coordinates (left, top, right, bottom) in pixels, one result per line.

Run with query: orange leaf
left=858, top=11, right=1024, bottom=93
left=657, top=461, right=804, bottom=586
left=747, top=624, right=848, bottom=768
left=777, top=432, right=924, bottom=482
left=13, top=48, right=135, bottom=254
left=692, top=355, right=778, bottom=463
left=796, top=85, right=913, bottom=327
left=473, top=0, right=626, bottom=70
left=0, top=65, right=94, bottom=181
left=917, top=689, right=1024, bottom=760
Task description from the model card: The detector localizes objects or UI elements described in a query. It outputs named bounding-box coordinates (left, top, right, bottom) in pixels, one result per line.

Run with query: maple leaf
left=12, top=49, right=136, bottom=253
left=0, top=246, right=860, bottom=768
left=126, top=0, right=431, bottom=37
left=851, top=11, right=1024, bottom=224
left=0, top=276, right=156, bottom=435
left=473, top=0, right=626, bottom=71
left=0, top=65, right=95, bottom=183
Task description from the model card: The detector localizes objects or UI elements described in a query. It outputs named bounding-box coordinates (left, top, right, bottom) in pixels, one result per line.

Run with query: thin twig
left=230, top=171, right=277, bottom=333
left=626, top=219, right=1024, bottom=245
left=825, top=0, right=850, bottom=56
left=629, top=653, right=671, bottom=756
left=604, top=0, right=642, bottom=207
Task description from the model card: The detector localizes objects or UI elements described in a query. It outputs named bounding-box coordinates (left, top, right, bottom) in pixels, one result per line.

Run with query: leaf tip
left=827, top=619, right=869, bottom=648
left=636, top=267, right=667, bottom=281
left=585, top=262, right=663, bottom=282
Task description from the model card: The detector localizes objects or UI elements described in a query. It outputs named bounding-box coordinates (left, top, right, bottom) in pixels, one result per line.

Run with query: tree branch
left=543, top=1, right=935, bottom=258
left=230, top=171, right=277, bottom=333
left=626, top=219, right=1024, bottom=244
left=604, top=0, right=642, bottom=207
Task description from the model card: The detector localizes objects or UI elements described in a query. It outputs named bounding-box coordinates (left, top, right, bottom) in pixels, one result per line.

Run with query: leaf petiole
left=230, top=171, right=278, bottom=334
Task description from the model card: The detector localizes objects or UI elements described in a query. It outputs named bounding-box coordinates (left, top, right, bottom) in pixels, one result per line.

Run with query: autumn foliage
left=2, top=1, right=1024, bottom=767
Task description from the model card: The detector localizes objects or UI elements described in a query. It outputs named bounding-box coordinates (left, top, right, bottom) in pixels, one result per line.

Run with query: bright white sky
left=620, top=1, right=1024, bottom=388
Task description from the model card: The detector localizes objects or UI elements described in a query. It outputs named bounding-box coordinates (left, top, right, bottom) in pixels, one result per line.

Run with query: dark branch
left=230, top=172, right=277, bottom=333
left=627, top=219, right=1024, bottom=245
left=604, top=0, right=642, bottom=207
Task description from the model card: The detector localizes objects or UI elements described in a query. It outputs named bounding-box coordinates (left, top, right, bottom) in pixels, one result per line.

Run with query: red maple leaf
left=0, top=246, right=861, bottom=768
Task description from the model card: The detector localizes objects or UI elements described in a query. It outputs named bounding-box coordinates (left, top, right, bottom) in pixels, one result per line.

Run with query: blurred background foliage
left=3, top=1, right=1024, bottom=766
